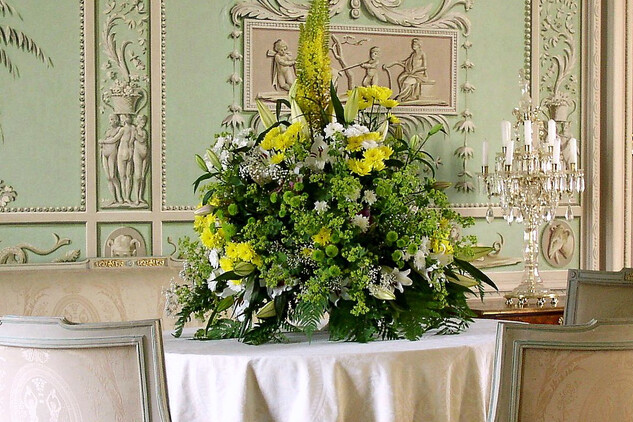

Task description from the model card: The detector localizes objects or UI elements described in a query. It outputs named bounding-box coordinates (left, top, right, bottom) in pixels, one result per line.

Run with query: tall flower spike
left=296, top=0, right=332, bottom=132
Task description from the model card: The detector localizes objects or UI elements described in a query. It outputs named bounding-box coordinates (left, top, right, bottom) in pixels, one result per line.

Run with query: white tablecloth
left=163, top=319, right=500, bottom=422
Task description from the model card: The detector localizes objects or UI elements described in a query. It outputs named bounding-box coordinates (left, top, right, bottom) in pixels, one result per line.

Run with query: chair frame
left=487, top=319, right=633, bottom=422
left=0, top=316, right=171, bottom=422
left=564, top=267, right=633, bottom=325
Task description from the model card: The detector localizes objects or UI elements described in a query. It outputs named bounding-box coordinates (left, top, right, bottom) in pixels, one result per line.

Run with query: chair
left=0, top=316, right=171, bottom=421
left=487, top=319, right=633, bottom=422
left=564, top=267, right=633, bottom=325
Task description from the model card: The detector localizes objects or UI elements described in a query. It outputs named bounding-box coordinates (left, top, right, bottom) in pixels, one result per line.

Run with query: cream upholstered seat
left=487, top=320, right=633, bottom=422
left=564, top=267, right=633, bottom=325
left=0, top=316, right=171, bottom=421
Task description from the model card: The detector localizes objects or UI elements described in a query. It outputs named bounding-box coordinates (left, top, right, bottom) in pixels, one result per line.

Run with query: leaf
left=330, top=81, right=345, bottom=124
left=453, top=258, right=498, bottom=291
left=384, top=159, right=404, bottom=168
left=344, top=87, right=360, bottom=124
left=428, top=123, right=445, bottom=137
left=377, top=120, right=389, bottom=142
left=275, top=99, right=291, bottom=120
left=193, top=173, right=213, bottom=193
left=213, top=271, right=239, bottom=282
left=216, top=296, right=234, bottom=313
left=256, top=98, right=276, bottom=129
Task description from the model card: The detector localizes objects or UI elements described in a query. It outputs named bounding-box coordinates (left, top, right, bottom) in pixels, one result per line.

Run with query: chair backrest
left=0, top=316, right=171, bottom=422
left=487, top=320, right=633, bottom=422
left=564, top=268, right=633, bottom=325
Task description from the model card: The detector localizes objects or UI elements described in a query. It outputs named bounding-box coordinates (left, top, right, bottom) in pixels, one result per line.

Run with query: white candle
left=524, top=120, right=532, bottom=146
left=547, top=119, right=557, bottom=145
left=501, top=120, right=511, bottom=144
left=482, top=140, right=489, bottom=167
left=569, top=137, right=578, bottom=164
left=553, top=138, right=561, bottom=165
left=505, top=140, right=514, bottom=166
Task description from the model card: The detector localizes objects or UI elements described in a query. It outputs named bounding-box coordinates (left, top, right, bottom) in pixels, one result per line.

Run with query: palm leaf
left=0, top=0, right=20, bottom=19
left=0, top=25, right=53, bottom=66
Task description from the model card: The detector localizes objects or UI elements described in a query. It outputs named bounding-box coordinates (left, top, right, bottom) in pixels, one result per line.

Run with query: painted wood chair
left=564, top=267, right=633, bottom=325
left=0, top=316, right=171, bottom=421
left=487, top=320, right=633, bottom=422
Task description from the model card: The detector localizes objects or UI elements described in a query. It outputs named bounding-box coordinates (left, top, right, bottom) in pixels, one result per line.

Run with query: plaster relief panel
left=97, top=0, right=151, bottom=209
left=104, top=227, right=147, bottom=258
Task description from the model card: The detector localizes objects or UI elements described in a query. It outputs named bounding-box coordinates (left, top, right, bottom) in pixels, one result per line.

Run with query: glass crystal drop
left=507, top=208, right=514, bottom=223
left=566, top=204, right=574, bottom=220
left=515, top=210, right=523, bottom=223
left=485, top=207, right=494, bottom=223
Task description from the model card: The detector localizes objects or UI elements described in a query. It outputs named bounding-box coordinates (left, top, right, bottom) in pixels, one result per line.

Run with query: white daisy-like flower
left=208, top=249, right=220, bottom=268
left=343, top=123, right=369, bottom=138
left=363, top=190, right=377, bottom=205
left=314, top=201, right=329, bottom=213
left=413, top=249, right=427, bottom=271
left=361, top=139, right=379, bottom=150
left=324, top=122, right=344, bottom=139
left=352, top=214, right=370, bottom=232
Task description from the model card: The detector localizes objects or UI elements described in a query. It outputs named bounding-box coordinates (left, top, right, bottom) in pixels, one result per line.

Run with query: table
left=163, top=319, right=500, bottom=422
left=469, top=297, right=565, bottom=325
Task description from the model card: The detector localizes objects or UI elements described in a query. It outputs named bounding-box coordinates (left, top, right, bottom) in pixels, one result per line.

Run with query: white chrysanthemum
left=314, top=201, right=329, bottom=213
left=343, top=124, right=369, bottom=138
left=352, top=214, right=370, bottom=232
left=324, top=122, right=344, bottom=139
left=363, top=190, right=377, bottom=205
left=413, top=249, right=427, bottom=271
left=208, top=249, right=220, bottom=268
left=361, top=139, right=379, bottom=150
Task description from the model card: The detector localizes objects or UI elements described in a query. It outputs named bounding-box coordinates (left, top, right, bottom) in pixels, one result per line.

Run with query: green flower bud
left=392, top=250, right=403, bottom=261
left=312, top=249, right=325, bottom=262
left=325, top=245, right=339, bottom=258
left=330, top=232, right=341, bottom=243
left=278, top=209, right=287, bottom=218
left=294, top=182, right=304, bottom=191
left=283, top=191, right=294, bottom=203
left=386, top=231, right=398, bottom=243
left=396, top=239, right=406, bottom=248
left=222, top=223, right=237, bottom=239
left=247, top=217, right=256, bottom=225
left=290, top=197, right=302, bottom=208
left=228, top=203, right=238, bottom=215
left=270, top=192, right=278, bottom=203
left=328, top=265, right=341, bottom=277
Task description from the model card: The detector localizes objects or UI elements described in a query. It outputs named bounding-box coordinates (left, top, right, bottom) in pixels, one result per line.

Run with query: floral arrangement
left=168, top=0, right=495, bottom=344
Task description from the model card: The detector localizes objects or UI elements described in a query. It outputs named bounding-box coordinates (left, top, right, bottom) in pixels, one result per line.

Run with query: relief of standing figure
left=99, top=114, right=123, bottom=205
left=114, top=115, right=136, bottom=204
left=361, top=46, right=381, bottom=87
left=132, top=114, right=149, bottom=206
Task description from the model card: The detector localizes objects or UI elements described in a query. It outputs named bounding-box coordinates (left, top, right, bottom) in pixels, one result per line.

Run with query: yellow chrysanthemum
left=347, top=158, right=372, bottom=176
left=219, top=257, right=235, bottom=271
left=261, top=127, right=281, bottom=150
left=270, top=153, right=285, bottom=165
left=372, top=160, right=386, bottom=171
left=382, top=99, right=399, bottom=109
left=379, top=145, right=394, bottom=159
left=346, top=135, right=364, bottom=151
left=194, top=215, right=206, bottom=232
left=388, top=114, right=401, bottom=124
left=236, top=243, right=256, bottom=262
left=225, top=242, right=239, bottom=259
left=363, top=148, right=385, bottom=165
left=252, top=255, right=263, bottom=267
left=312, top=227, right=331, bottom=246
left=209, top=197, right=221, bottom=206
left=201, top=227, right=224, bottom=249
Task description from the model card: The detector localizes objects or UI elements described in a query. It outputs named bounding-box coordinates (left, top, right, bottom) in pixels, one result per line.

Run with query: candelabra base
left=504, top=284, right=558, bottom=308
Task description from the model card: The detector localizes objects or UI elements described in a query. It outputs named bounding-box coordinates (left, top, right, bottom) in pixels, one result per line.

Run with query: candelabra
left=480, top=82, right=585, bottom=307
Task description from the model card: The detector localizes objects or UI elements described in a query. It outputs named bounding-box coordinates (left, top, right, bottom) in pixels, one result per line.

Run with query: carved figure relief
left=542, top=220, right=575, bottom=268
left=244, top=21, right=457, bottom=115
left=99, top=1, right=150, bottom=209
left=104, top=227, right=147, bottom=258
